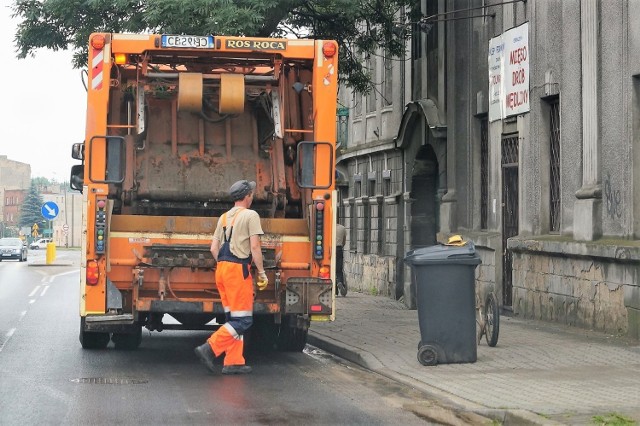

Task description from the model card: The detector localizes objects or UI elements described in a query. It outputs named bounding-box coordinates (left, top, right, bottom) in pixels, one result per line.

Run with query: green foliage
left=18, top=180, right=45, bottom=229
left=32, top=176, right=51, bottom=190
left=11, top=0, right=419, bottom=93
left=592, top=413, right=637, bottom=426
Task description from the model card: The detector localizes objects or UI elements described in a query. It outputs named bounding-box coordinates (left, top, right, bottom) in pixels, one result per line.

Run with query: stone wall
left=475, top=244, right=498, bottom=303
left=343, top=252, right=396, bottom=298
left=509, top=237, right=640, bottom=339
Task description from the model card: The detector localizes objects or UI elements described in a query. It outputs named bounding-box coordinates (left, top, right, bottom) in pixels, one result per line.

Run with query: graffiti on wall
left=604, top=172, right=622, bottom=219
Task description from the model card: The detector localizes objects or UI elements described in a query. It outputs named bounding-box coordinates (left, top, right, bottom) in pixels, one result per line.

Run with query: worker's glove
left=256, top=271, right=269, bottom=291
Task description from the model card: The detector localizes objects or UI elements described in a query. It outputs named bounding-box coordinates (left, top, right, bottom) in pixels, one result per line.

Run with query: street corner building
left=336, top=0, right=640, bottom=340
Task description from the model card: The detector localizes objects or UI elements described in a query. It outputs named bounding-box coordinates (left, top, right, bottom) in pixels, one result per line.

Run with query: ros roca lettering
left=226, top=39, right=287, bottom=50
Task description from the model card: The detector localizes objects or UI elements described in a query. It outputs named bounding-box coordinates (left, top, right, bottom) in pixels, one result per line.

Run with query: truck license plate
left=161, top=35, right=214, bottom=49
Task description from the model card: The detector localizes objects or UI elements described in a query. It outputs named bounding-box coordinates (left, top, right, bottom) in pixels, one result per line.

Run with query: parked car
left=29, top=238, right=52, bottom=250
left=0, top=237, right=28, bottom=262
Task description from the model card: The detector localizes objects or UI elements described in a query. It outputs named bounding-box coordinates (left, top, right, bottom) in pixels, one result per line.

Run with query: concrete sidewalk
left=308, top=292, right=640, bottom=425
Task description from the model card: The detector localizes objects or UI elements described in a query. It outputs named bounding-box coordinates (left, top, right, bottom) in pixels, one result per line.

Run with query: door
left=501, top=133, right=519, bottom=307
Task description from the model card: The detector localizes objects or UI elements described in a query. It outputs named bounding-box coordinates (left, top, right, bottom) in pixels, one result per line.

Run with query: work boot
left=221, top=365, right=252, bottom=375
left=194, top=343, right=217, bottom=373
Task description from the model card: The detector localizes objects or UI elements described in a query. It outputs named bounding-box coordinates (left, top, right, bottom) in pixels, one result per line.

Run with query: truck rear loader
left=70, top=33, right=339, bottom=351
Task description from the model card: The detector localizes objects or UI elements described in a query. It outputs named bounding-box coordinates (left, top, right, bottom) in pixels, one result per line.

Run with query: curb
left=27, top=262, right=74, bottom=267
left=308, top=330, right=555, bottom=426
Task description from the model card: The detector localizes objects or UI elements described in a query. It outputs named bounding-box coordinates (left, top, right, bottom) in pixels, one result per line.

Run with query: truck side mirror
left=70, top=164, right=84, bottom=193
left=71, top=143, right=85, bottom=160
left=296, top=141, right=333, bottom=189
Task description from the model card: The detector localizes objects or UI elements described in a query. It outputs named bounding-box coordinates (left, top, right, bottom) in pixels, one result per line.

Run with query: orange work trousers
left=207, top=261, right=254, bottom=366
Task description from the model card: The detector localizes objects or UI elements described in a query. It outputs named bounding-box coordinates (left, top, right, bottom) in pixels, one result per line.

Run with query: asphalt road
left=0, top=250, right=434, bottom=425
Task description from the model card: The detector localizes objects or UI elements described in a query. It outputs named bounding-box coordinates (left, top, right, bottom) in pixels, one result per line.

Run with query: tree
left=19, top=181, right=45, bottom=231
left=11, top=0, right=420, bottom=94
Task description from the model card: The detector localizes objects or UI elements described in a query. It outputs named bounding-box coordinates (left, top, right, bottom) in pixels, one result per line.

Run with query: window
left=349, top=199, right=357, bottom=253
left=366, top=55, right=377, bottom=113
left=382, top=50, right=392, bottom=107
left=353, top=174, right=362, bottom=198
left=549, top=96, right=561, bottom=232
left=354, top=92, right=362, bottom=117
left=411, top=22, right=423, bottom=60
left=364, top=176, right=374, bottom=254
left=480, top=117, right=489, bottom=229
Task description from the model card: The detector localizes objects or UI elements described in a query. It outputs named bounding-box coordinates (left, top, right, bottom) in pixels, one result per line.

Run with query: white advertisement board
left=488, top=22, right=530, bottom=122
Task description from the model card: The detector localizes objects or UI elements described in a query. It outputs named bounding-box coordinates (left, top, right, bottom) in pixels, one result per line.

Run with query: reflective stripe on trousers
left=207, top=260, right=254, bottom=366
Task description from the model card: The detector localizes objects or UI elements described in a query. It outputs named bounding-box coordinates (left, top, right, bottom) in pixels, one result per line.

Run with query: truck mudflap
left=283, top=277, right=332, bottom=316
left=84, top=314, right=137, bottom=333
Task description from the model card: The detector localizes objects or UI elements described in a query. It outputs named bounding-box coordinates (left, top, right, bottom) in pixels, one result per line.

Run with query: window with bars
left=549, top=96, right=561, bottom=233
left=480, top=117, right=489, bottom=229
left=349, top=200, right=357, bottom=253
left=364, top=176, right=374, bottom=254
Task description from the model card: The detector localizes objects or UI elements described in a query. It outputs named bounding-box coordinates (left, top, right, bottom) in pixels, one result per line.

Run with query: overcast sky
left=1, top=4, right=86, bottom=183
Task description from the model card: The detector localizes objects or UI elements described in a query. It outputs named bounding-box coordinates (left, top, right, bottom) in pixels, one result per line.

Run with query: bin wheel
left=484, top=292, right=500, bottom=347
left=417, top=345, right=438, bottom=366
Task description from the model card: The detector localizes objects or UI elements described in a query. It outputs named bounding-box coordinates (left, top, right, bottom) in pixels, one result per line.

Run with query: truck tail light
left=322, top=42, right=337, bottom=58
left=87, top=260, right=99, bottom=285
left=310, top=304, right=323, bottom=312
left=319, top=266, right=330, bottom=279
left=114, top=53, right=128, bottom=64
left=91, top=35, right=106, bottom=50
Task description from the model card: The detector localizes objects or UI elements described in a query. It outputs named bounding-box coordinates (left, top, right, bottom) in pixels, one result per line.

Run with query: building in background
left=0, top=155, right=31, bottom=237
left=40, top=185, right=82, bottom=247
left=2, top=189, right=26, bottom=237
left=338, top=0, right=640, bottom=339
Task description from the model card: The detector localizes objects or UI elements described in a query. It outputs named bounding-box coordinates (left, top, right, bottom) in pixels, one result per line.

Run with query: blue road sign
left=41, top=201, right=59, bottom=220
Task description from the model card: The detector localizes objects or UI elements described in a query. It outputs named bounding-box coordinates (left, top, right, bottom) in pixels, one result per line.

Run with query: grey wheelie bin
left=404, top=242, right=481, bottom=366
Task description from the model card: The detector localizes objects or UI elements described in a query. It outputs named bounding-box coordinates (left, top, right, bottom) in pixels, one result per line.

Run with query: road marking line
left=41, top=286, right=49, bottom=297
left=29, top=299, right=36, bottom=304
left=29, top=286, right=41, bottom=297
left=0, top=328, right=16, bottom=353
left=19, top=311, right=27, bottom=321
left=50, top=270, right=79, bottom=282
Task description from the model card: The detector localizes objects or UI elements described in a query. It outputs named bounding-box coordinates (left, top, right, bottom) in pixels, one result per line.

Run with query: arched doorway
left=410, top=144, right=439, bottom=249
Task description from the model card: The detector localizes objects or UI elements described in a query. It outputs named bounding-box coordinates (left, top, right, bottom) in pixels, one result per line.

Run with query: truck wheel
left=276, top=315, right=308, bottom=352
left=112, top=327, right=142, bottom=350
left=79, top=319, right=110, bottom=349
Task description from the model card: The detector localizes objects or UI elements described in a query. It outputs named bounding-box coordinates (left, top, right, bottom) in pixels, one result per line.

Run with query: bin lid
left=404, top=241, right=481, bottom=266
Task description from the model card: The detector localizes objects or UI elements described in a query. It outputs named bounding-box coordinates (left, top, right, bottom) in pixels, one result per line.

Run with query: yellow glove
left=256, top=271, right=269, bottom=290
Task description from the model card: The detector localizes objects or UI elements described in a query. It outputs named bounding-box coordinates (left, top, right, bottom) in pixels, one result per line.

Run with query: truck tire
left=79, top=318, right=110, bottom=349
left=112, top=327, right=142, bottom=350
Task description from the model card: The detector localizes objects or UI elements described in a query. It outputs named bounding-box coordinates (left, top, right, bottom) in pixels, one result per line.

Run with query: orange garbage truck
left=69, top=33, right=339, bottom=351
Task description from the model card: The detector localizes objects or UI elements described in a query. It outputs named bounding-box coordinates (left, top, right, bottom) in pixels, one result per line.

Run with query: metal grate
left=501, top=133, right=519, bottom=307
left=70, top=378, right=148, bottom=385
left=549, top=98, right=561, bottom=232
left=480, top=118, right=489, bottom=229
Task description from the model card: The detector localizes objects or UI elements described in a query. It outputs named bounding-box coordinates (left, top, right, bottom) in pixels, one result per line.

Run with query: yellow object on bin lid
left=445, top=234, right=467, bottom=246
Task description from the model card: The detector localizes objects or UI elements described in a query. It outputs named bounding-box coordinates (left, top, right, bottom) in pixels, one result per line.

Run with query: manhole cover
left=70, top=378, right=148, bottom=385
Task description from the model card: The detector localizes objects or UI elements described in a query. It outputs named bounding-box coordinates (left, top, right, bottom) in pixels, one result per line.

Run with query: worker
left=194, top=180, right=268, bottom=375
left=335, top=220, right=347, bottom=296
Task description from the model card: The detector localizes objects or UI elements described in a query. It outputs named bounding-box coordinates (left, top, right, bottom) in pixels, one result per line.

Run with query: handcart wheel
left=484, top=292, right=500, bottom=347
left=417, top=345, right=438, bottom=366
